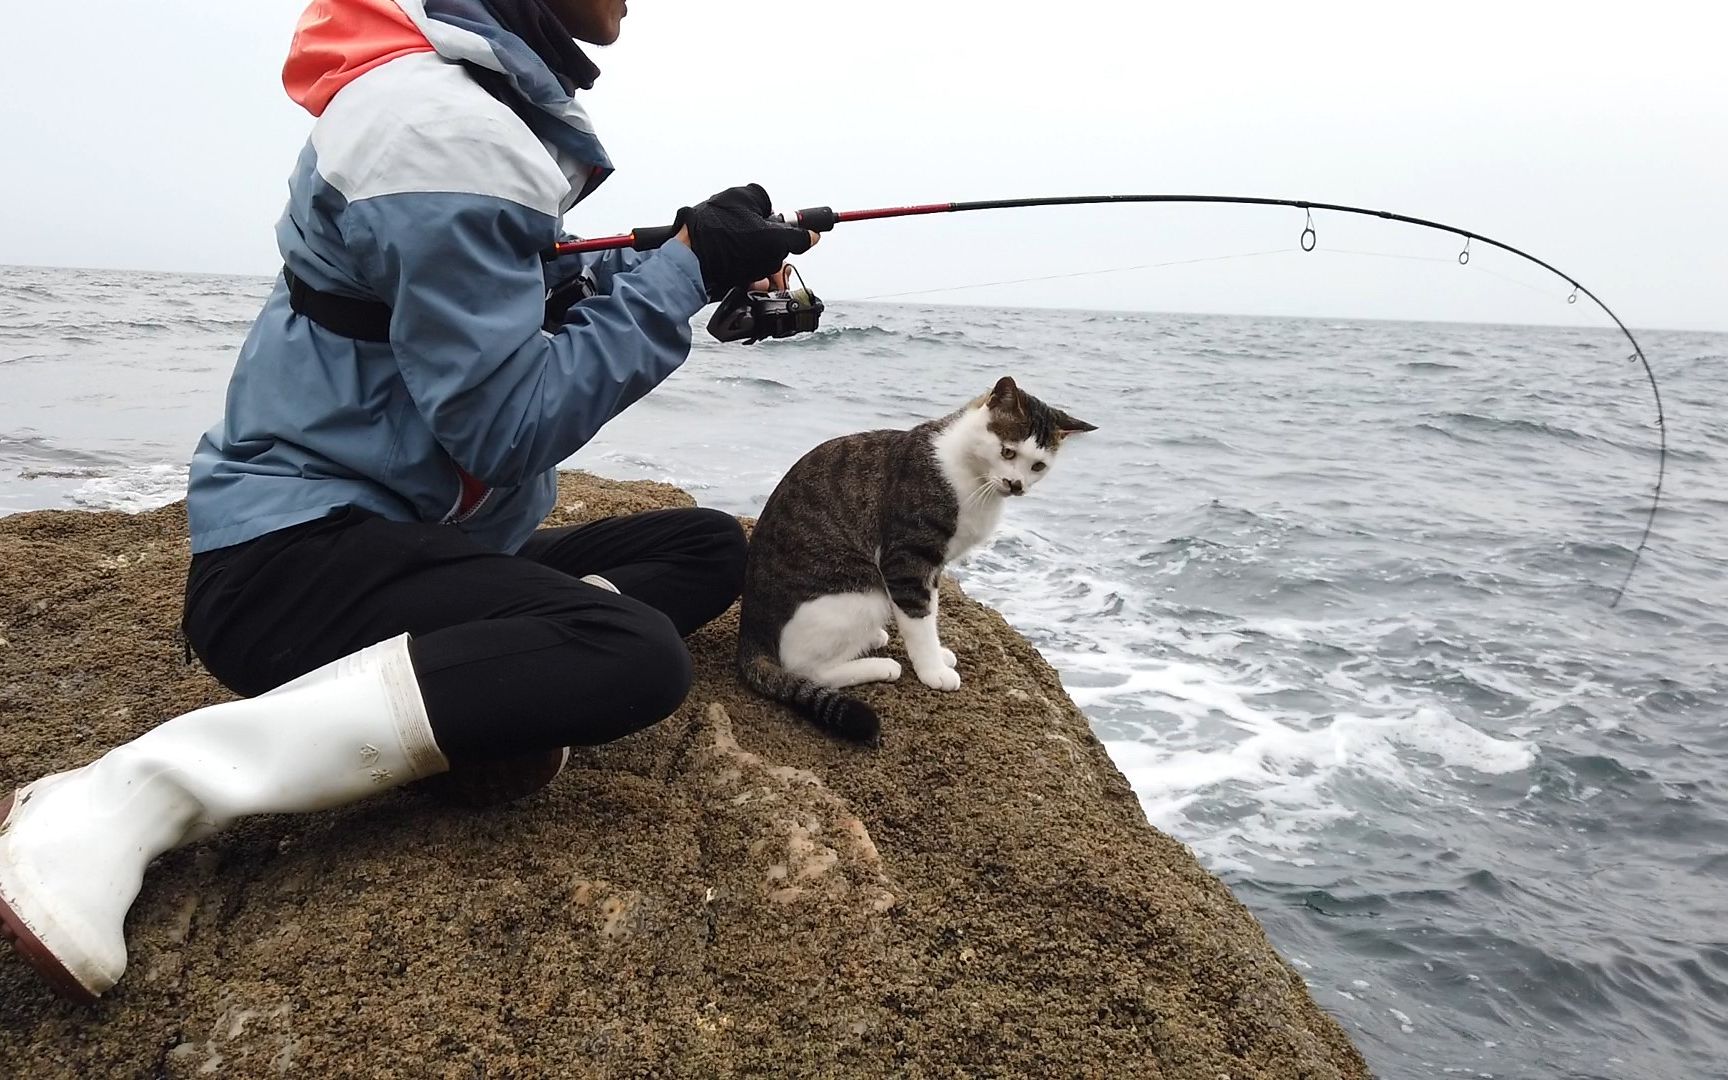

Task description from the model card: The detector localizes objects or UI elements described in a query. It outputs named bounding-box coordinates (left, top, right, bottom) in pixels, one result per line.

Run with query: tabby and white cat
left=738, top=376, right=1096, bottom=745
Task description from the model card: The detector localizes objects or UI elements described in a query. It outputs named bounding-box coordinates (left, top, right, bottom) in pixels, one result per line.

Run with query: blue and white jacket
left=187, top=0, right=706, bottom=554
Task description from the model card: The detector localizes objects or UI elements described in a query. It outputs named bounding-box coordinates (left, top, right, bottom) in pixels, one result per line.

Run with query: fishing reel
left=706, top=265, right=824, bottom=344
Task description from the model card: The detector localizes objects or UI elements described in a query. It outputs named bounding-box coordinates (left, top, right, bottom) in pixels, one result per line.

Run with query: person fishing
left=0, top=0, right=818, bottom=1002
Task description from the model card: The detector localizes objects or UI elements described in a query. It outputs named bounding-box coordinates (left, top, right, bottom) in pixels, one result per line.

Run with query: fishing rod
left=553, top=194, right=1664, bottom=606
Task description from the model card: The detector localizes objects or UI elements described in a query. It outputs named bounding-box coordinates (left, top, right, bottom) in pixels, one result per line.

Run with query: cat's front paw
left=916, top=663, right=962, bottom=692
left=873, top=627, right=892, bottom=650
left=938, top=647, right=956, bottom=667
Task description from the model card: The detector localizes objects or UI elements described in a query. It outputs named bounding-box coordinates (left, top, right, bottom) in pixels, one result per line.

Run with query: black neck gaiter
left=480, top=0, right=601, bottom=91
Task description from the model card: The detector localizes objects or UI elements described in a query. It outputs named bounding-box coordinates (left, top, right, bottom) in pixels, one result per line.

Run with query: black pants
left=182, top=506, right=746, bottom=759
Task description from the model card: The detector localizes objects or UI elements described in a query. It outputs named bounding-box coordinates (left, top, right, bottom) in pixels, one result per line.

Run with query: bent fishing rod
left=554, top=194, right=1664, bottom=606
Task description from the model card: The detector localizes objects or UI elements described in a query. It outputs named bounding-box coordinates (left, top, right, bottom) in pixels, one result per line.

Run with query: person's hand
left=671, top=184, right=820, bottom=300
left=673, top=234, right=804, bottom=292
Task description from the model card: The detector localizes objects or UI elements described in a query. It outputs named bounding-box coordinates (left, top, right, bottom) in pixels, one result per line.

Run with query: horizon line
left=3, top=260, right=1722, bottom=337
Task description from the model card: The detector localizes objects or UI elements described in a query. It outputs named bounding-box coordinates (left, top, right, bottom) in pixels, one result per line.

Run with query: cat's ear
left=1053, top=409, right=1097, bottom=437
left=987, top=376, right=1020, bottom=409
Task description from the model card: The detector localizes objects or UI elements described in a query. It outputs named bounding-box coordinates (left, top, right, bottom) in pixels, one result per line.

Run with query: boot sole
left=0, top=792, right=101, bottom=1005
left=410, top=747, right=570, bottom=809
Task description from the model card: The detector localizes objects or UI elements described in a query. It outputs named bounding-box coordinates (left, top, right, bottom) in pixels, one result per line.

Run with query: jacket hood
left=283, top=0, right=612, bottom=176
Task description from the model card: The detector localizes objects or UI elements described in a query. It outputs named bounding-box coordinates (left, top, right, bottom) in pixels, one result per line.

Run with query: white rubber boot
left=0, top=633, right=447, bottom=1002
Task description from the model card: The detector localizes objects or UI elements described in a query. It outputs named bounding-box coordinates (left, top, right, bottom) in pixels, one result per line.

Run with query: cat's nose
left=1008, top=479, right=1024, bottom=495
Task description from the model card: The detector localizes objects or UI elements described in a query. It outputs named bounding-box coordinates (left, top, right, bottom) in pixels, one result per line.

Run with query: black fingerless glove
left=673, top=184, right=814, bottom=301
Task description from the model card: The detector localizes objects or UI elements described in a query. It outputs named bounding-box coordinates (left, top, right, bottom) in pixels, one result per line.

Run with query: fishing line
left=1309, top=245, right=1562, bottom=299
left=851, top=248, right=1296, bottom=301
left=556, top=194, right=1665, bottom=605
left=857, top=246, right=1558, bottom=302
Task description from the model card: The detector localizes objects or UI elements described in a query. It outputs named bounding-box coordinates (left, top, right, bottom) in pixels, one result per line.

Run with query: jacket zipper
left=441, top=466, right=494, bottom=525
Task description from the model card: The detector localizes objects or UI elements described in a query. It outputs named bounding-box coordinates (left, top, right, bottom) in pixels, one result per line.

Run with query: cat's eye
left=1031, top=461, right=1047, bottom=472
left=1000, top=447, right=1017, bottom=460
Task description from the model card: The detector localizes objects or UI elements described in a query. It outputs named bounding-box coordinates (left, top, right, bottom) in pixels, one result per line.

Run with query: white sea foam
left=956, top=520, right=1538, bottom=872
left=68, top=464, right=187, bottom=513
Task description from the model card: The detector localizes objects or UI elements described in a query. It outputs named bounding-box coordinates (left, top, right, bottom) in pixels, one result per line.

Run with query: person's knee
left=633, top=609, right=695, bottom=719
left=693, top=507, right=747, bottom=576
left=687, top=507, right=747, bottom=612
left=584, top=606, right=693, bottom=742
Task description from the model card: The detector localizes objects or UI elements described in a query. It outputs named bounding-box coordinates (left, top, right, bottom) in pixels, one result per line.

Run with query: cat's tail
left=737, top=649, right=881, bottom=747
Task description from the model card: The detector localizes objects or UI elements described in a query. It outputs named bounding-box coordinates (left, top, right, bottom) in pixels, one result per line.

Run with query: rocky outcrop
left=0, top=473, right=1368, bottom=1078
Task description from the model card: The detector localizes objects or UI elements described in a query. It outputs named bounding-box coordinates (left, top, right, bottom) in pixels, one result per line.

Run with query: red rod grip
left=550, top=233, right=636, bottom=256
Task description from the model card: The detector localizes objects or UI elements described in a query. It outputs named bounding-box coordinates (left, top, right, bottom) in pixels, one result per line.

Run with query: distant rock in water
left=0, top=472, right=1368, bottom=1078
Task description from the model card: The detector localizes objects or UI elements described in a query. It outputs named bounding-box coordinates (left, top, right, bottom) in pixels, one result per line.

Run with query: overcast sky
left=3, top=1, right=1724, bottom=330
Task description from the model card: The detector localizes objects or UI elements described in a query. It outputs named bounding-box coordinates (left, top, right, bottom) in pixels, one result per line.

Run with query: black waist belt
left=283, top=266, right=392, bottom=343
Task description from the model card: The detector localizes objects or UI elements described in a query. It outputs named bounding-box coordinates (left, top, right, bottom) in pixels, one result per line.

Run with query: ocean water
left=3, top=263, right=1725, bottom=1078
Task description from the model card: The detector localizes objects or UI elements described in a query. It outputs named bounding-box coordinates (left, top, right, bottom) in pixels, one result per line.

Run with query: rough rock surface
left=0, top=472, right=1368, bottom=1078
